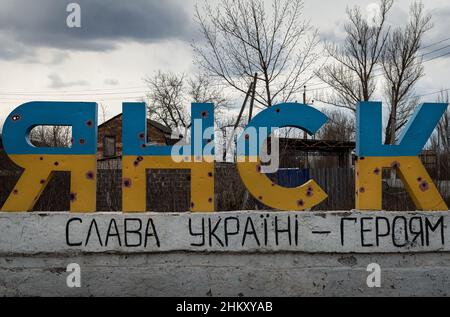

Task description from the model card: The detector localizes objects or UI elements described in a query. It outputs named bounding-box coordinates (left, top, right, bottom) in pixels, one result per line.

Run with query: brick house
left=0, top=136, right=20, bottom=171
left=97, top=113, right=176, bottom=160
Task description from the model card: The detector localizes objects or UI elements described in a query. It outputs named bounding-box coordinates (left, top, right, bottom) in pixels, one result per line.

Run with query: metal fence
left=0, top=165, right=449, bottom=212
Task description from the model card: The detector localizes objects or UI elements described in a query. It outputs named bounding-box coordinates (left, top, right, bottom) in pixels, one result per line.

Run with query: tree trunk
left=385, top=86, right=397, bottom=145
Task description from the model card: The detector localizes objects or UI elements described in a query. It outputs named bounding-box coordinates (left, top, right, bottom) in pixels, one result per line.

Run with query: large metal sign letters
left=1, top=100, right=448, bottom=212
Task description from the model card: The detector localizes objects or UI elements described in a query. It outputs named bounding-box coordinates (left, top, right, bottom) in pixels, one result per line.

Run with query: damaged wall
left=0, top=211, right=449, bottom=296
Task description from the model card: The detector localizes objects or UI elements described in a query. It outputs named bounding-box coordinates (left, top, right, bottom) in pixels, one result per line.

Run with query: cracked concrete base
left=0, top=211, right=449, bottom=296
left=1, top=252, right=449, bottom=296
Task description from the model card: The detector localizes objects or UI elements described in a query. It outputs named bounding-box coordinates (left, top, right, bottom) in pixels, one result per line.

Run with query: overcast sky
left=1, top=0, right=450, bottom=126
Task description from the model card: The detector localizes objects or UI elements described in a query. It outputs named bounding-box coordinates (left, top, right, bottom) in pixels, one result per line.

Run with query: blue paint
left=122, top=102, right=214, bottom=156
left=272, top=168, right=311, bottom=188
left=236, top=103, right=328, bottom=156
left=356, top=101, right=448, bottom=157
left=2, top=101, right=98, bottom=155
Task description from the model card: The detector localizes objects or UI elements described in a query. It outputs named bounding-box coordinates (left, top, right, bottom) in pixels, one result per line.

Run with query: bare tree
left=98, top=102, right=109, bottom=124
left=193, top=0, right=319, bottom=107
left=430, top=91, right=450, bottom=182
left=188, top=73, right=234, bottom=160
left=145, top=71, right=229, bottom=129
left=430, top=91, right=450, bottom=153
left=187, top=73, right=230, bottom=113
left=145, top=71, right=188, bottom=129
left=29, top=125, right=72, bottom=147
left=316, top=0, right=393, bottom=111
left=316, top=109, right=355, bottom=142
left=215, top=114, right=248, bottom=162
left=382, top=1, right=432, bottom=144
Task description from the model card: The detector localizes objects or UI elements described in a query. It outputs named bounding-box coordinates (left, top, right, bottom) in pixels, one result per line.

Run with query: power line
left=417, top=88, right=450, bottom=98
left=0, top=95, right=147, bottom=102
left=0, top=90, right=149, bottom=97
left=307, top=47, right=450, bottom=94
left=1, top=36, right=450, bottom=99
left=421, top=36, right=450, bottom=50
left=0, top=85, right=148, bottom=95
left=304, top=38, right=450, bottom=90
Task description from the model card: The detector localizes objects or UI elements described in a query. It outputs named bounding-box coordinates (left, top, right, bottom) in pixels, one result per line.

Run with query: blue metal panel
left=275, top=168, right=310, bottom=188
left=356, top=101, right=448, bottom=157
left=122, top=102, right=214, bottom=156
left=2, top=101, right=98, bottom=155
left=236, top=103, right=328, bottom=156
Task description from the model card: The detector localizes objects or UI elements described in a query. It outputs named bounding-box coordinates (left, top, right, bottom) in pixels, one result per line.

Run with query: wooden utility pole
left=248, top=73, right=258, bottom=122
left=230, top=78, right=255, bottom=159
left=233, top=82, right=253, bottom=131
left=388, top=85, right=396, bottom=183
left=236, top=74, right=258, bottom=210
left=303, top=85, right=307, bottom=140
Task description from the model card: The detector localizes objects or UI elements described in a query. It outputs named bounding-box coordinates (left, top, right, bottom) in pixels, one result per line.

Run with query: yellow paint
left=122, top=155, right=214, bottom=212
left=1, top=154, right=97, bottom=212
left=355, top=156, right=448, bottom=211
left=237, top=157, right=327, bottom=210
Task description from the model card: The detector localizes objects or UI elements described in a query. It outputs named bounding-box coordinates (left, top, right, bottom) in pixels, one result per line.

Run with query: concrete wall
left=0, top=211, right=449, bottom=296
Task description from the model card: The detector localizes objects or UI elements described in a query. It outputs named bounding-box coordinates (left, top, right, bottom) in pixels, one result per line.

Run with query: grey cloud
left=413, top=5, right=450, bottom=63
left=104, top=79, right=119, bottom=86
left=0, top=0, right=196, bottom=54
left=386, top=5, right=409, bottom=28
left=21, top=51, right=72, bottom=65
left=0, top=34, right=36, bottom=61
left=424, top=7, right=450, bottom=45
left=48, top=73, right=89, bottom=89
left=318, top=3, right=409, bottom=45
left=317, top=1, right=450, bottom=59
left=49, top=52, right=71, bottom=65
left=0, top=45, right=31, bottom=61
left=319, top=23, right=346, bottom=44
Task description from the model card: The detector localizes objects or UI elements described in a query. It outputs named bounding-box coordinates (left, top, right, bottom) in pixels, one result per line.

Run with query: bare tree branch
left=193, top=0, right=319, bottom=107
left=382, top=1, right=432, bottom=144
left=145, top=72, right=229, bottom=129
left=315, top=0, right=393, bottom=111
